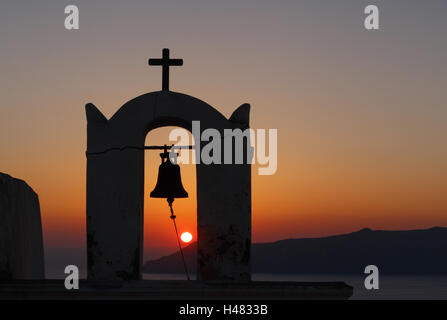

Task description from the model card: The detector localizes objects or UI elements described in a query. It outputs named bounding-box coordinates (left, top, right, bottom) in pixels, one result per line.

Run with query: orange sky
left=1, top=1, right=446, bottom=262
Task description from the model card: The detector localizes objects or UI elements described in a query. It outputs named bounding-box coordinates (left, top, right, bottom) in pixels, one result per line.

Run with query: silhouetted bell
left=150, top=148, right=188, bottom=202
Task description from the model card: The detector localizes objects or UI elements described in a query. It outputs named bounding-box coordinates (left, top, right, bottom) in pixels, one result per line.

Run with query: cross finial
left=148, top=48, right=183, bottom=91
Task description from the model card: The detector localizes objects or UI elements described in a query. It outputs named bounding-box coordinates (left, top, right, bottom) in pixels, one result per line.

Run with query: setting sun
left=180, top=232, right=193, bottom=243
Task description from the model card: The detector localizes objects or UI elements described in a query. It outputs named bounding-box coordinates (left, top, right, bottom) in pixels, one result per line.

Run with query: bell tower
left=85, top=51, right=251, bottom=282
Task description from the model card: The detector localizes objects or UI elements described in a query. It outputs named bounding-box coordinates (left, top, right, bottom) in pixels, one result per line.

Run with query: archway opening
left=142, top=126, right=197, bottom=280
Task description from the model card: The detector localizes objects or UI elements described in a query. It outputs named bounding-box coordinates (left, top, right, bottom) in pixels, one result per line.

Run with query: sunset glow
left=180, top=232, right=193, bottom=243
left=0, top=1, right=446, bottom=269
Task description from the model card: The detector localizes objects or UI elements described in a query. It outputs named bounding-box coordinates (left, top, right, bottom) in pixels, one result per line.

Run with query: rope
left=168, top=199, right=190, bottom=281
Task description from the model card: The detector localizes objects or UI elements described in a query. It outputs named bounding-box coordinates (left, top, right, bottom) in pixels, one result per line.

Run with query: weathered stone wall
left=0, top=173, right=45, bottom=279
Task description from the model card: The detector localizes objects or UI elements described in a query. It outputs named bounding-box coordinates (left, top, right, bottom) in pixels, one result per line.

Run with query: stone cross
left=148, top=48, right=183, bottom=91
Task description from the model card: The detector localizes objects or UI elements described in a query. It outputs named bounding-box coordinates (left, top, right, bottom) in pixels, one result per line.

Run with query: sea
left=43, top=248, right=447, bottom=300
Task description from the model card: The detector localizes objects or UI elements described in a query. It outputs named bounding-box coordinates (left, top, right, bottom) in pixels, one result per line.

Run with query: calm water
left=143, top=273, right=447, bottom=300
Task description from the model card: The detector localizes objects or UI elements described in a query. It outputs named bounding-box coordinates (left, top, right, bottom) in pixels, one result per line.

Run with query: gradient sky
left=1, top=1, right=446, bottom=272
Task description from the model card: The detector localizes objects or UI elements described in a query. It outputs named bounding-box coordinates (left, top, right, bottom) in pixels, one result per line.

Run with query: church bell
left=150, top=147, right=188, bottom=201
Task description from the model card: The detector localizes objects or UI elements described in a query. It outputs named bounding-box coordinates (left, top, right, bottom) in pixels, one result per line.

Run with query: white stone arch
left=86, top=91, right=251, bottom=282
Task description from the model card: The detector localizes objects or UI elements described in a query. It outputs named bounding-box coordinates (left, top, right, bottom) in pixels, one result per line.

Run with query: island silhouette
left=143, top=227, right=447, bottom=275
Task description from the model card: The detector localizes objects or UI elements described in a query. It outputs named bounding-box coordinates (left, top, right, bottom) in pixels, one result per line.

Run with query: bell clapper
left=167, top=197, right=176, bottom=219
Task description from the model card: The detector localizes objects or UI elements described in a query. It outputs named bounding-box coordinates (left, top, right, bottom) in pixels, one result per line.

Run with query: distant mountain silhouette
left=143, top=227, right=447, bottom=275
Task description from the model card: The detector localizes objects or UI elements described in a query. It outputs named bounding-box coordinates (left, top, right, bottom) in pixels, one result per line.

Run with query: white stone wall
left=0, top=173, right=45, bottom=279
